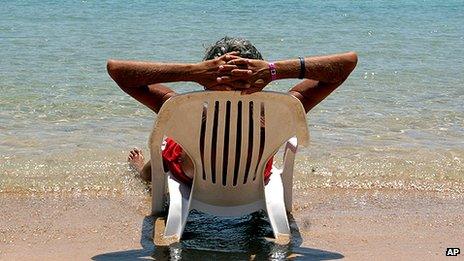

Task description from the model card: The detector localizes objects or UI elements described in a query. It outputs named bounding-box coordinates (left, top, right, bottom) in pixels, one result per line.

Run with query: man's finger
left=217, top=75, right=252, bottom=83
left=218, top=64, right=239, bottom=72
left=216, top=74, right=253, bottom=83
left=219, top=51, right=239, bottom=58
left=216, top=76, right=252, bottom=89
left=225, top=53, right=241, bottom=62
left=227, top=58, right=249, bottom=65
left=217, top=76, right=232, bottom=83
left=225, top=51, right=239, bottom=56
left=230, top=69, right=253, bottom=77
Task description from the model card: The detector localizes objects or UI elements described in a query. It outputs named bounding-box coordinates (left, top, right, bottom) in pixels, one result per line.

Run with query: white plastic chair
left=148, top=91, right=309, bottom=244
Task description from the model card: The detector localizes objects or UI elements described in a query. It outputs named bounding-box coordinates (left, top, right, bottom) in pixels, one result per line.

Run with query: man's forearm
left=282, top=52, right=358, bottom=113
left=275, top=52, right=358, bottom=83
left=107, top=59, right=201, bottom=89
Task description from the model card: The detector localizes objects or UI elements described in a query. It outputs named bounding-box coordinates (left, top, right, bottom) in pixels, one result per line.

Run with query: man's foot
left=128, top=148, right=145, bottom=174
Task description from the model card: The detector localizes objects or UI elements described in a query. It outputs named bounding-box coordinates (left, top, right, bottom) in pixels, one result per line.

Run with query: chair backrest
left=149, top=91, right=309, bottom=208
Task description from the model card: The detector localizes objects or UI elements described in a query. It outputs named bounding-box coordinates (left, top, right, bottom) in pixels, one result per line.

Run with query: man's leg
left=128, top=148, right=151, bottom=182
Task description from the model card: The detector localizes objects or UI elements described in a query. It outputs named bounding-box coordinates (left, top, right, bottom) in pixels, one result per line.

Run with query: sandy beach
left=1, top=188, right=462, bottom=260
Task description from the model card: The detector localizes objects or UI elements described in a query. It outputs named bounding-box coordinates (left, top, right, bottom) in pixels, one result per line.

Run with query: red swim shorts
left=162, top=138, right=273, bottom=185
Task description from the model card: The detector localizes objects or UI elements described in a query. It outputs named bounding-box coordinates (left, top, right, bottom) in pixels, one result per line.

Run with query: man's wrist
left=189, top=62, right=205, bottom=83
left=274, top=60, right=301, bottom=80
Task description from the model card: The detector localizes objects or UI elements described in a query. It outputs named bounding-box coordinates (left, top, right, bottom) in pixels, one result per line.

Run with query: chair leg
left=151, top=154, right=167, bottom=216
left=151, top=176, right=166, bottom=216
left=264, top=172, right=291, bottom=244
left=164, top=174, right=191, bottom=243
left=282, top=137, right=297, bottom=213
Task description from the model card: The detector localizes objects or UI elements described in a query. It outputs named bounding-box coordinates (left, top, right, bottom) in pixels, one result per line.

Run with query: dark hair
left=203, top=36, right=263, bottom=61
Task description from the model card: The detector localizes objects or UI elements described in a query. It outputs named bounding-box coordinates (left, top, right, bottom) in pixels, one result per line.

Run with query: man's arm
left=219, top=52, right=358, bottom=112
left=107, top=60, right=195, bottom=112
left=274, top=52, right=358, bottom=83
left=106, top=52, right=248, bottom=113
left=289, top=79, right=348, bottom=113
left=107, top=60, right=198, bottom=89
left=282, top=52, right=358, bottom=112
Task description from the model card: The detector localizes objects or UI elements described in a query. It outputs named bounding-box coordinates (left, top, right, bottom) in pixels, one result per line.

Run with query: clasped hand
left=196, top=51, right=272, bottom=94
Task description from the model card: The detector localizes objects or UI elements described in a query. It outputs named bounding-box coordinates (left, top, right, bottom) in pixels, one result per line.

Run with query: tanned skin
left=107, top=51, right=358, bottom=181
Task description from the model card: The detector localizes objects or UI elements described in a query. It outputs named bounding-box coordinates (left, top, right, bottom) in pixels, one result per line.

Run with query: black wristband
left=298, top=56, right=305, bottom=79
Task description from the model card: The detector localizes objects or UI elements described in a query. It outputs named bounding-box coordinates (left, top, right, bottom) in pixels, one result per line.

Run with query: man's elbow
left=106, top=59, right=129, bottom=88
left=331, top=52, right=357, bottom=84
left=345, top=51, right=358, bottom=73
left=106, top=59, right=119, bottom=80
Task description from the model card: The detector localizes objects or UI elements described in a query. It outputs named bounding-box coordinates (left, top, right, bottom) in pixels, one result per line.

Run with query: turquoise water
left=1, top=0, right=463, bottom=194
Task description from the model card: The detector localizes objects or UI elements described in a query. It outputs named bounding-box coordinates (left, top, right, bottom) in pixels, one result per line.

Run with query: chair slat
left=215, top=101, right=226, bottom=186
left=249, top=101, right=262, bottom=182
left=202, top=101, right=215, bottom=183
left=226, top=101, right=238, bottom=186
left=237, top=102, right=250, bottom=184
left=199, top=103, right=208, bottom=180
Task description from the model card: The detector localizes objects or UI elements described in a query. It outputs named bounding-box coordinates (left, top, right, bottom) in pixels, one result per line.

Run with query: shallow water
left=1, top=0, right=463, bottom=195
left=92, top=211, right=345, bottom=260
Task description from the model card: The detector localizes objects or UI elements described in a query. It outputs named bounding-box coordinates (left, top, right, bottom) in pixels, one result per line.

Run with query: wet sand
left=1, top=189, right=462, bottom=260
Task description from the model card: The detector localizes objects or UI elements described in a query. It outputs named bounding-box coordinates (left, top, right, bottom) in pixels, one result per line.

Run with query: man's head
left=204, top=36, right=263, bottom=61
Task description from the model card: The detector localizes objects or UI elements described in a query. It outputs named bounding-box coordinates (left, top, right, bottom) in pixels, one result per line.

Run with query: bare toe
left=128, top=148, right=145, bottom=174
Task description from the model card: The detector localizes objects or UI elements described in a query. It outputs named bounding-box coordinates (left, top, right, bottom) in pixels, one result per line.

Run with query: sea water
left=1, top=0, right=463, bottom=195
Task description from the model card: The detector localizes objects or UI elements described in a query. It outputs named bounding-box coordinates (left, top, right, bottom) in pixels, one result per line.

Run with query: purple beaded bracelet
left=269, top=62, right=277, bottom=81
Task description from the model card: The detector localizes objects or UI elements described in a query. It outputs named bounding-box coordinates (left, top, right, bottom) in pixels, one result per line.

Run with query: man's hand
left=194, top=52, right=252, bottom=91
left=217, top=58, right=271, bottom=94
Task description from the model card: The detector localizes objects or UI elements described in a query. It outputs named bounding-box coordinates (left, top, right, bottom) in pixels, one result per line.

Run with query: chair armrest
left=282, top=137, right=298, bottom=212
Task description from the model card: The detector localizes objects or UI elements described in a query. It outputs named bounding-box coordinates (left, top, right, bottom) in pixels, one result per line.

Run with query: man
left=107, top=36, right=357, bottom=183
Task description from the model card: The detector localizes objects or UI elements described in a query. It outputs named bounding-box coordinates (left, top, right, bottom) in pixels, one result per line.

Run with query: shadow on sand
left=92, top=211, right=343, bottom=260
